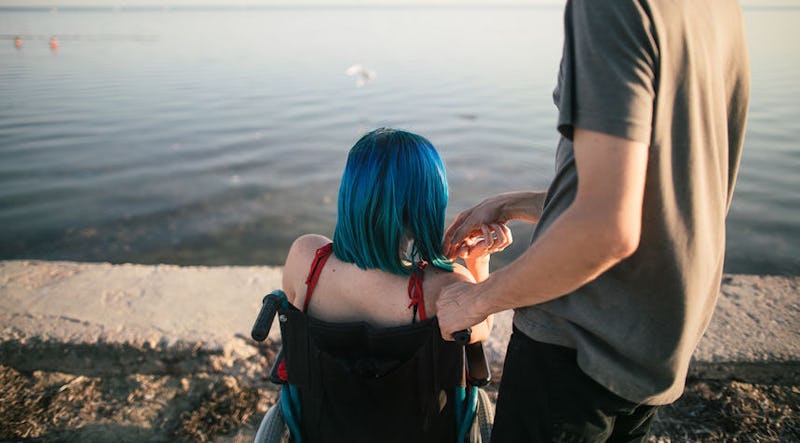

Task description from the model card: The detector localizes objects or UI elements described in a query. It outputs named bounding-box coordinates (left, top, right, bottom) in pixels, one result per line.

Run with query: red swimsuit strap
left=303, top=242, right=334, bottom=312
left=303, top=242, right=427, bottom=322
left=407, top=262, right=428, bottom=321
left=280, top=241, right=333, bottom=382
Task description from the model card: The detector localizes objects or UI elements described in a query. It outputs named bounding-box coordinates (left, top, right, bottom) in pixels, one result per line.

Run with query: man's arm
left=437, top=129, right=649, bottom=338
left=443, top=191, right=546, bottom=258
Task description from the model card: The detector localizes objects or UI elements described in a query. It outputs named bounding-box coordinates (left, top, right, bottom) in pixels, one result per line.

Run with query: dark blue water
left=0, top=6, right=798, bottom=275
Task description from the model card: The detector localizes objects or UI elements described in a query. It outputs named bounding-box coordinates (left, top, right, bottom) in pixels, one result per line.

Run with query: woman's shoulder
left=421, top=262, right=474, bottom=319
left=423, top=263, right=474, bottom=298
left=291, top=233, right=331, bottom=253
left=282, top=234, right=332, bottom=302
left=285, top=234, right=331, bottom=275
left=426, top=262, right=475, bottom=285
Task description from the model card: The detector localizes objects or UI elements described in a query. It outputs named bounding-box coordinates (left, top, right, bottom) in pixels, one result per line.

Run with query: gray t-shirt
left=514, top=0, right=750, bottom=405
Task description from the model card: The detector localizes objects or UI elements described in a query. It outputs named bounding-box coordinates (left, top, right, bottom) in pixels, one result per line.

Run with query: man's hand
left=444, top=199, right=506, bottom=259
left=444, top=192, right=545, bottom=259
left=455, top=223, right=513, bottom=259
left=436, top=281, right=488, bottom=341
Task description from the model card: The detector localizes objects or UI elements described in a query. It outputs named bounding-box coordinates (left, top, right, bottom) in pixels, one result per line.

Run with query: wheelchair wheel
left=254, top=400, right=291, bottom=443
left=467, top=388, right=494, bottom=443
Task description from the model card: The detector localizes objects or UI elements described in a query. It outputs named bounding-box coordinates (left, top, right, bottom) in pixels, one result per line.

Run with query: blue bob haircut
left=333, top=128, right=453, bottom=276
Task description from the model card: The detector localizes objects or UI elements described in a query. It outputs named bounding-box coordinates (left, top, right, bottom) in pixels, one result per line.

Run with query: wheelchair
left=251, top=289, right=495, bottom=443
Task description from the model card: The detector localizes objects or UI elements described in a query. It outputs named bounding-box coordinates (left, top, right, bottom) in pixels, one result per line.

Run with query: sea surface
left=1, top=5, right=798, bottom=275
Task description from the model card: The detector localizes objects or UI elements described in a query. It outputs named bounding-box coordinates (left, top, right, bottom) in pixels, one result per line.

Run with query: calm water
left=1, top=6, right=798, bottom=275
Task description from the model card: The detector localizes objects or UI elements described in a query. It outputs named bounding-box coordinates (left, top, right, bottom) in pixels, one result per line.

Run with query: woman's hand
left=455, top=223, right=512, bottom=259
left=456, top=223, right=512, bottom=282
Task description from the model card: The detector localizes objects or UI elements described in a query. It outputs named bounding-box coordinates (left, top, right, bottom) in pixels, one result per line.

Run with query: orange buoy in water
left=49, top=37, right=59, bottom=51
left=14, top=37, right=23, bottom=49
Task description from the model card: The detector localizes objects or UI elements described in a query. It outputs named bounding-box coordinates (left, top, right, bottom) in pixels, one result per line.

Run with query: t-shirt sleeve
left=554, top=0, right=658, bottom=143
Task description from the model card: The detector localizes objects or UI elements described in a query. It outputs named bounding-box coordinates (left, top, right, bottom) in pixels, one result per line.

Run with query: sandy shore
left=1, top=260, right=797, bottom=379
left=1, top=260, right=798, bottom=441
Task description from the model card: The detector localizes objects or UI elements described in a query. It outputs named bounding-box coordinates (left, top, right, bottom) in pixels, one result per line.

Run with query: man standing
left=437, top=1, right=750, bottom=441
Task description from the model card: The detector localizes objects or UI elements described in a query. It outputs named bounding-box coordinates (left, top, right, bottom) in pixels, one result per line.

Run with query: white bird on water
left=346, top=64, right=377, bottom=87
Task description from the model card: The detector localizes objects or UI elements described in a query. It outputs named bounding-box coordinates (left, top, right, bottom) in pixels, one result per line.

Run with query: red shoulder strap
left=303, top=242, right=334, bottom=313
left=407, top=262, right=427, bottom=321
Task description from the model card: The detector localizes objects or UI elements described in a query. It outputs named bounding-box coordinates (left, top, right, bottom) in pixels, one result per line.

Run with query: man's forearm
left=444, top=191, right=547, bottom=259
left=438, top=129, right=648, bottom=339
left=473, top=203, right=638, bottom=315
left=474, top=129, right=647, bottom=315
left=497, top=191, right=547, bottom=223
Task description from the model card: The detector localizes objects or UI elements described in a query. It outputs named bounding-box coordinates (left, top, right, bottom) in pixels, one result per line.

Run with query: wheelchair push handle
left=453, top=328, right=472, bottom=346
left=452, top=328, right=491, bottom=387
left=251, top=291, right=285, bottom=342
left=464, top=341, right=491, bottom=386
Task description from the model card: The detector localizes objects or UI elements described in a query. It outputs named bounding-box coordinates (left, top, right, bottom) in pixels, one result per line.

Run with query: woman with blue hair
left=282, top=127, right=508, bottom=334
left=275, top=128, right=509, bottom=442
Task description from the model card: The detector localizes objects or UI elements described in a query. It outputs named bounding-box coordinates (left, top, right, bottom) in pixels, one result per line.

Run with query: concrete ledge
left=0, top=338, right=222, bottom=376
left=689, top=361, right=800, bottom=384
left=1, top=260, right=798, bottom=384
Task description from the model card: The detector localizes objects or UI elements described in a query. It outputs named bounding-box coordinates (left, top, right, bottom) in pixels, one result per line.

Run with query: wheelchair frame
left=251, top=289, right=494, bottom=443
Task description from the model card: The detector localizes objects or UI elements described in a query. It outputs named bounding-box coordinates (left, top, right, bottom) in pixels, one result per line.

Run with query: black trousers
left=491, top=327, right=658, bottom=443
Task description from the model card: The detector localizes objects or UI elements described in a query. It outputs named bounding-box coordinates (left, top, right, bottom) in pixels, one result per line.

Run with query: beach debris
left=14, top=36, right=22, bottom=49
left=456, top=113, right=478, bottom=121
left=58, top=375, right=86, bottom=392
left=346, top=64, right=376, bottom=87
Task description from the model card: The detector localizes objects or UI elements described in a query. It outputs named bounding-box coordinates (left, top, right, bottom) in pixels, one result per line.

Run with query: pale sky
left=1, top=0, right=565, bottom=6
left=0, top=0, right=793, bottom=7
left=0, top=0, right=565, bottom=7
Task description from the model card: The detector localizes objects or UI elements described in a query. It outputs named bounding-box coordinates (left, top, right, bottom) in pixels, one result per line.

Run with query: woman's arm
left=445, top=223, right=511, bottom=342
left=458, top=223, right=512, bottom=283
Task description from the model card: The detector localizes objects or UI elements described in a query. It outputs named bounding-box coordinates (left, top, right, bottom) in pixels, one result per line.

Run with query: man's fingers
left=437, top=281, right=477, bottom=340
left=481, top=225, right=494, bottom=250
left=489, top=223, right=503, bottom=251
left=490, top=223, right=511, bottom=251
left=444, top=214, right=470, bottom=256
left=445, top=220, right=481, bottom=258
left=442, top=222, right=458, bottom=254
left=500, top=224, right=513, bottom=250
left=444, top=203, right=508, bottom=257
left=503, top=223, right=514, bottom=248
left=456, top=242, right=471, bottom=259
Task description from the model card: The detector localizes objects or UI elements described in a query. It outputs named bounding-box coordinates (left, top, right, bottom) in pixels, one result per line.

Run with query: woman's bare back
left=281, top=234, right=474, bottom=328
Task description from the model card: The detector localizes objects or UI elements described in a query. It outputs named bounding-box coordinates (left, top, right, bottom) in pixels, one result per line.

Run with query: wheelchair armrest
left=465, top=342, right=491, bottom=387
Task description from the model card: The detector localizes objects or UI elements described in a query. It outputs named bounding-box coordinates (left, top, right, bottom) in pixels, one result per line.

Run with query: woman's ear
left=399, top=231, right=413, bottom=261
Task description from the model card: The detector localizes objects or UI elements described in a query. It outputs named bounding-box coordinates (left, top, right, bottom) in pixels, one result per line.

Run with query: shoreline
left=1, top=260, right=798, bottom=441
left=1, top=259, right=798, bottom=381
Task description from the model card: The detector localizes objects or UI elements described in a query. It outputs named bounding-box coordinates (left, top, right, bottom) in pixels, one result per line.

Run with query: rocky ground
left=1, top=340, right=797, bottom=443
left=2, top=262, right=797, bottom=442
